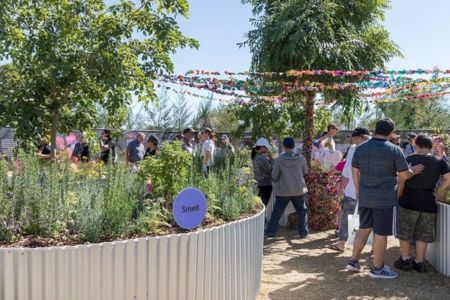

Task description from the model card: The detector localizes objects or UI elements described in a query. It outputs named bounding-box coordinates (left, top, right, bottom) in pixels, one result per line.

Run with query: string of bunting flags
left=159, top=81, right=449, bottom=106
left=161, top=74, right=450, bottom=92
left=184, top=68, right=450, bottom=77
left=375, top=91, right=450, bottom=104
left=157, top=68, right=450, bottom=105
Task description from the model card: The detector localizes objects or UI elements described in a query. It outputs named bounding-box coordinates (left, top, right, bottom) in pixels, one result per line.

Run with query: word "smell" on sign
left=182, top=204, right=200, bottom=213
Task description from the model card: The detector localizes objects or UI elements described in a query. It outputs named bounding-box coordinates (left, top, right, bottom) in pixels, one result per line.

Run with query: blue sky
left=171, top=0, right=450, bottom=73
left=156, top=0, right=450, bottom=113
left=170, top=0, right=253, bottom=74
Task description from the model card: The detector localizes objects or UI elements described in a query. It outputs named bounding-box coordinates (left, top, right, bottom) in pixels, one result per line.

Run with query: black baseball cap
left=349, top=127, right=370, bottom=137
left=183, top=127, right=197, bottom=134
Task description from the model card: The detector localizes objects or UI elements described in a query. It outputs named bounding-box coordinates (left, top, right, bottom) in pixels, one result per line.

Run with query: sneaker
left=369, top=265, right=399, bottom=279
left=413, top=261, right=427, bottom=273
left=394, top=256, right=413, bottom=271
left=346, top=259, right=361, bottom=272
left=264, top=232, right=275, bottom=238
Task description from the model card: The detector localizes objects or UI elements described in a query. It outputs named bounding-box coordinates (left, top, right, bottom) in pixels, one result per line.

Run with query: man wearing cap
left=330, top=127, right=370, bottom=252
left=266, top=137, right=309, bottom=238
left=346, top=118, right=424, bottom=279
left=220, top=134, right=235, bottom=154
left=182, top=127, right=197, bottom=154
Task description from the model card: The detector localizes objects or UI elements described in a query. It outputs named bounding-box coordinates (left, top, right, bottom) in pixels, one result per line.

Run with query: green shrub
left=10, top=152, right=74, bottom=238
left=139, top=141, right=192, bottom=201
left=75, top=181, right=103, bottom=242
left=0, top=145, right=259, bottom=246
left=438, top=190, right=450, bottom=205
left=133, top=201, right=172, bottom=235
left=101, top=165, right=143, bottom=238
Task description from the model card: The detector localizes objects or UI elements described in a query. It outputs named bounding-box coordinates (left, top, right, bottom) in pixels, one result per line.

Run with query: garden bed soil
left=0, top=205, right=262, bottom=248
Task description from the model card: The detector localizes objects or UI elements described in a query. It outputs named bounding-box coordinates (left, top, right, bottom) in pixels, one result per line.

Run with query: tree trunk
left=50, top=106, right=59, bottom=158
left=302, top=92, right=315, bottom=167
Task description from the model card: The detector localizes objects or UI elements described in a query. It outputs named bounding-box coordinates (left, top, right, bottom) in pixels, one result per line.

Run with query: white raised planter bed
left=0, top=208, right=265, bottom=300
left=426, top=202, right=450, bottom=277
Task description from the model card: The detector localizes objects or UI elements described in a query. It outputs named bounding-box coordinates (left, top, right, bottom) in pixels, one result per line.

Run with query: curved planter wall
left=0, top=208, right=265, bottom=300
left=426, top=202, right=450, bottom=277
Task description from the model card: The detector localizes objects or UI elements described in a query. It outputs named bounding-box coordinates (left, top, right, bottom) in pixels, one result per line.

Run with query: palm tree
left=242, top=0, right=402, bottom=164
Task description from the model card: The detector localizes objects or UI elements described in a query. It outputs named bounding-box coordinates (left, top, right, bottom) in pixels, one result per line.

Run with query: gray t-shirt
left=126, top=140, right=145, bottom=163
left=352, top=138, right=409, bottom=209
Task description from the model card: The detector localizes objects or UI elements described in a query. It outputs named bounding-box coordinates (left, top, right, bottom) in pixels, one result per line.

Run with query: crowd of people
left=31, top=120, right=450, bottom=279
left=35, top=127, right=236, bottom=174
left=251, top=119, right=450, bottom=279
left=123, top=127, right=236, bottom=175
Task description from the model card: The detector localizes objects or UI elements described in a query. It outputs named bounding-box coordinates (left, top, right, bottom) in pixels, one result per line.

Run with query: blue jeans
left=266, top=194, right=309, bottom=237
left=338, top=196, right=357, bottom=241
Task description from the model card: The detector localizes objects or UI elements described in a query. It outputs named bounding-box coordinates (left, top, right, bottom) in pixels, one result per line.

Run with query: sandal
left=329, top=243, right=345, bottom=252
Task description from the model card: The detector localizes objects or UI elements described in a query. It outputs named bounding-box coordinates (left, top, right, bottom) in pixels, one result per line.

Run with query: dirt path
left=258, top=228, right=450, bottom=300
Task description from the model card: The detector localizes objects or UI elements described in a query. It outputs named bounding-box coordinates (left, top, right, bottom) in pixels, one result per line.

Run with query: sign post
left=173, top=188, right=207, bottom=230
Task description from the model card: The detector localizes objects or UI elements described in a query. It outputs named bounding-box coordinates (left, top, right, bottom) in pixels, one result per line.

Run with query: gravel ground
left=258, top=228, right=450, bottom=300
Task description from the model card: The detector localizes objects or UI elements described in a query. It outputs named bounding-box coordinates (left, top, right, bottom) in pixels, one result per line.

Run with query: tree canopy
left=240, top=0, right=401, bottom=162
left=0, top=0, right=198, bottom=151
left=242, top=0, right=401, bottom=72
left=362, top=98, right=450, bottom=130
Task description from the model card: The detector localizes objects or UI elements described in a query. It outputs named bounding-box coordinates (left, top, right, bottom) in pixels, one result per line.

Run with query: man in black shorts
left=394, top=134, right=450, bottom=272
left=346, top=118, right=423, bottom=279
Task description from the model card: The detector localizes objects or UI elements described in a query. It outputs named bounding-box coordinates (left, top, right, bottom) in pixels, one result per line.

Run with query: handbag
left=347, top=203, right=373, bottom=246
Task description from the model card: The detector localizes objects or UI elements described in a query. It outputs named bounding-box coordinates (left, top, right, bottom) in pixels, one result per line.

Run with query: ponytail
left=251, top=146, right=262, bottom=160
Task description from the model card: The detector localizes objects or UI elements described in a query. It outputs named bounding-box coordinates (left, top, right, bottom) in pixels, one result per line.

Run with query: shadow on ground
left=260, top=228, right=450, bottom=300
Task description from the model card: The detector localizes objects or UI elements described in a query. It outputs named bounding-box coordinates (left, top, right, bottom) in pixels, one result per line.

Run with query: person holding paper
left=330, top=127, right=370, bottom=252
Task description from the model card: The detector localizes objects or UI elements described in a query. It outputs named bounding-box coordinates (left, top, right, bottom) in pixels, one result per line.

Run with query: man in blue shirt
left=346, top=118, right=423, bottom=279
left=125, top=132, right=146, bottom=171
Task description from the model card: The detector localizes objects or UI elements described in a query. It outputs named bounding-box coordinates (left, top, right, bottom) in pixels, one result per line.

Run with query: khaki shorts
left=396, top=206, right=436, bottom=243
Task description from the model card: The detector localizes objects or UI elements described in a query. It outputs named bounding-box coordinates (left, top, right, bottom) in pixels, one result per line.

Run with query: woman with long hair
left=144, top=134, right=160, bottom=158
left=100, top=129, right=116, bottom=164
left=71, top=132, right=90, bottom=163
left=200, top=127, right=216, bottom=177
left=251, top=137, right=274, bottom=206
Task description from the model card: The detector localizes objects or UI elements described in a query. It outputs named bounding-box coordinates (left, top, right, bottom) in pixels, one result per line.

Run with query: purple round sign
left=173, top=188, right=207, bottom=230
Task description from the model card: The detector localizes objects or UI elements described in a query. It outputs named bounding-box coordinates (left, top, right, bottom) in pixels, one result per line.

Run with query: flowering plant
left=288, top=166, right=340, bottom=231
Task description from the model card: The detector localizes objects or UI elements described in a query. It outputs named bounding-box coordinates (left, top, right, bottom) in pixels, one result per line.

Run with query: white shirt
left=342, top=144, right=357, bottom=199
left=201, top=139, right=215, bottom=166
left=320, top=134, right=336, bottom=151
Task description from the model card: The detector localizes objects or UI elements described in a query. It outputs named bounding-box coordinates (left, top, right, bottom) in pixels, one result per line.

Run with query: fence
left=1, top=127, right=448, bottom=159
